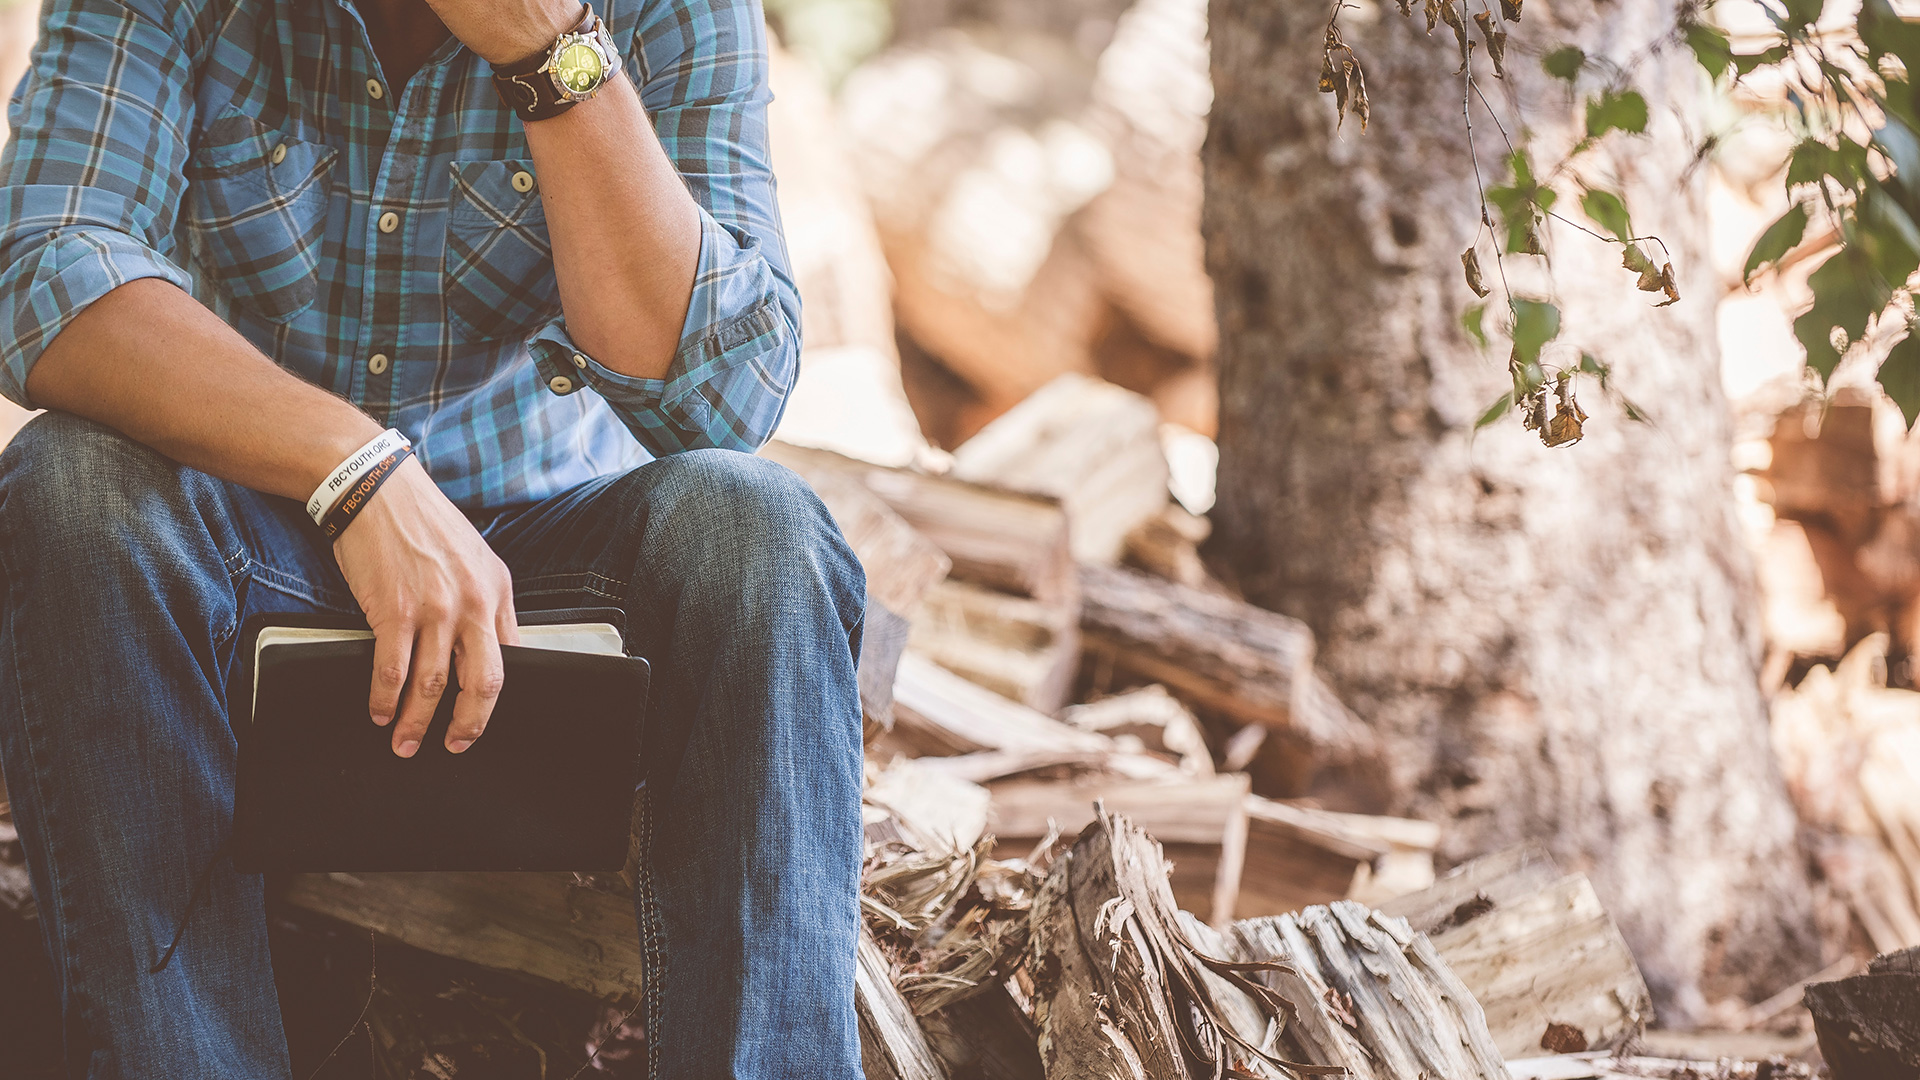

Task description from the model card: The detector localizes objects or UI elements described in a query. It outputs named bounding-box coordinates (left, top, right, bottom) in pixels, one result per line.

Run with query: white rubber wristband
left=307, top=429, right=411, bottom=525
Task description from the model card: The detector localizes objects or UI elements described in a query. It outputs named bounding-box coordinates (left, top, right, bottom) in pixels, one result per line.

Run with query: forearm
left=523, top=71, right=701, bottom=382
left=23, top=278, right=383, bottom=500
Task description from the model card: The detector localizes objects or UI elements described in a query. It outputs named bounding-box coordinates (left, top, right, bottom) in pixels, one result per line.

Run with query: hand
left=332, top=457, right=521, bottom=757
left=423, top=0, right=583, bottom=66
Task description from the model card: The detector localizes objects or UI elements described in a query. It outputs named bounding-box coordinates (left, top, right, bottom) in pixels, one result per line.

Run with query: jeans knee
left=645, top=450, right=866, bottom=621
left=0, top=412, right=208, bottom=556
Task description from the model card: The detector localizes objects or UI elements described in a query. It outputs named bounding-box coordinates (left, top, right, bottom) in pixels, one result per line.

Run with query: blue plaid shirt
left=0, top=0, right=799, bottom=508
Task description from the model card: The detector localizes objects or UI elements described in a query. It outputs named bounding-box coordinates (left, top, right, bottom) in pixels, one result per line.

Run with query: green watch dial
left=553, top=40, right=603, bottom=95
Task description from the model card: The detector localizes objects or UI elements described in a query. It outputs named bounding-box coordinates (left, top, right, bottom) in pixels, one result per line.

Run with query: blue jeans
left=0, top=412, right=866, bottom=1079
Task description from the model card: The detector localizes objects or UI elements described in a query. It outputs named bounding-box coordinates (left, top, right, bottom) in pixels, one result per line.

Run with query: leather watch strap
left=490, top=5, right=599, bottom=123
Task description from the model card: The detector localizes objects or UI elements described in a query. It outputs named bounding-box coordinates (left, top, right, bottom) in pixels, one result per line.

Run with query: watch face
left=553, top=40, right=603, bottom=95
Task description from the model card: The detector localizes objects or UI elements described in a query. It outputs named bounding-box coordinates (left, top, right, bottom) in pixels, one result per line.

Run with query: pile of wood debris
left=249, top=375, right=1857, bottom=1078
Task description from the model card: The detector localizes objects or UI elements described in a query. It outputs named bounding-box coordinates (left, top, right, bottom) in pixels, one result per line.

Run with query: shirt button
left=366, top=78, right=385, bottom=100
left=512, top=170, right=535, bottom=193
left=378, top=211, right=399, bottom=234
left=270, top=143, right=287, bottom=165
left=571, top=353, right=588, bottom=369
left=367, top=353, right=390, bottom=376
left=548, top=375, right=574, bottom=394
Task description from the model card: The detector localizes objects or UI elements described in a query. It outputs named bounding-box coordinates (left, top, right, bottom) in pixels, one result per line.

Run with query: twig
left=304, top=931, right=378, bottom=1080
left=566, top=998, right=645, bottom=1080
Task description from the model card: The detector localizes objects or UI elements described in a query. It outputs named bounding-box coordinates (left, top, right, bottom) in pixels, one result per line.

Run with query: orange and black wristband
left=320, top=447, right=413, bottom=541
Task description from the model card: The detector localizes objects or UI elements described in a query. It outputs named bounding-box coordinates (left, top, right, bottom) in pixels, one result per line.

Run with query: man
left=0, top=0, right=865, bottom=1075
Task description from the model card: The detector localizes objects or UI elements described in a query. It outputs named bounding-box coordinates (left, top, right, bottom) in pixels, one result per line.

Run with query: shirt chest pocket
left=184, top=110, right=336, bottom=324
left=443, top=160, right=558, bottom=342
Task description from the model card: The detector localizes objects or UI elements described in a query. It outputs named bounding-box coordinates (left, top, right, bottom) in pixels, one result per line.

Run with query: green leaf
left=1686, top=23, right=1735, bottom=81
left=1586, top=90, right=1649, bottom=139
left=1733, top=43, right=1791, bottom=75
left=1781, top=0, right=1826, bottom=31
left=1860, top=0, right=1920, bottom=69
left=1794, top=250, right=1885, bottom=377
left=1880, top=326, right=1920, bottom=427
left=1580, top=188, right=1633, bottom=241
left=1463, top=302, right=1489, bottom=349
left=1858, top=181, right=1920, bottom=286
left=1543, top=46, right=1585, bottom=80
left=1787, top=138, right=1869, bottom=189
left=1579, top=352, right=1611, bottom=384
left=1475, top=391, right=1514, bottom=429
left=1487, top=150, right=1558, bottom=254
left=1743, top=202, right=1809, bottom=282
left=1511, top=298, right=1560, bottom=367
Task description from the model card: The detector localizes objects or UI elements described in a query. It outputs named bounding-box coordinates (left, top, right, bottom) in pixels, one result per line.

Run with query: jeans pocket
left=185, top=107, right=336, bottom=324
left=443, top=159, right=559, bottom=342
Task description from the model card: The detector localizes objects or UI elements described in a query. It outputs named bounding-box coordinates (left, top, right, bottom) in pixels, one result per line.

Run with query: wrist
left=307, top=427, right=412, bottom=524
left=476, top=0, right=582, bottom=65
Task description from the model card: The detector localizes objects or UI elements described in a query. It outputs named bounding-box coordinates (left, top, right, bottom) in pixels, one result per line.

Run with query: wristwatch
left=490, top=5, right=620, bottom=123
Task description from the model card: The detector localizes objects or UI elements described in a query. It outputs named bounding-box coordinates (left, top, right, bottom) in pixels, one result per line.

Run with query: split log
left=983, top=773, right=1248, bottom=925
left=764, top=43, right=929, bottom=469
left=1804, top=946, right=1920, bottom=1080
left=888, top=652, right=1114, bottom=759
left=1379, top=846, right=1652, bottom=1059
left=283, top=871, right=643, bottom=1000
left=1121, top=503, right=1223, bottom=593
left=910, top=579, right=1080, bottom=714
left=1227, top=902, right=1511, bottom=1080
left=763, top=442, right=1078, bottom=606
left=949, top=374, right=1170, bottom=564
left=1077, top=563, right=1374, bottom=770
left=861, top=599, right=913, bottom=734
left=284, top=874, right=958, bottom=1080
left=1236, top=799, right=1436, bottom=913
left=858, top=929, right=949, bottom=1080
left=1235, top=797, right=1384, bottom=919
left=918, top=987, right=1045, bottom=1080
left=805, top=469, right=952, bottom=616
left=1024, top=806, right=1305, bottom=1080
left=1062, top=684, right=1213, bottom=775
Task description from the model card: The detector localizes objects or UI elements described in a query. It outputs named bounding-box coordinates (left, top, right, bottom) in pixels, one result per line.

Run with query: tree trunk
left=1201, top=0, right=1818, bottom=1015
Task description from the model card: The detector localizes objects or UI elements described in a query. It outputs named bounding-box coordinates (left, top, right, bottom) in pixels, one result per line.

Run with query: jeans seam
left=635, top=786, right=666, bottom=1080
left=0, top=514, right=86, bottom=1067
left=239, top=559, right=355, bottom=612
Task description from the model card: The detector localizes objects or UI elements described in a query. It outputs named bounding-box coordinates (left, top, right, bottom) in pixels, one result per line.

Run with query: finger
left=368, top=621, right=414, bottom=727
left=497, top=583, right=521, bottom=648
left=446, top=622, right=504, bottom=753
left=392, top=621, right=453, bottom=758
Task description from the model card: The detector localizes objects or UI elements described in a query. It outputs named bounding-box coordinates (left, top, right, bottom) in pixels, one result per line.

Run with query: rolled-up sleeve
left=0, top=0, right=197, bottom=409
left=526, top=0, right=801, bottom=457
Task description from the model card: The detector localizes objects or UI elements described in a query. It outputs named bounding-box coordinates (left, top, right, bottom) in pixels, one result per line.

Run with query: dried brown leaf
left=1318, top=53, right=1338, bottom=94
left=1543, top=375, right=1587, bottom=446
left=1348, top=58, right=1370, bottom=130
left=1656, top=262, right=1680, bottom=306
left=1473, top=11, right=1508, bottom=76
left=1524, top=220, right=1545, bottom=255
left=1332, top=58, right=1351, bottom=126
left=1424, top=0, right=1440, bottom=33
left=1462, top=247, right=1491, bottom=297
left=1438, top=0, right=1472, bottom=69
left=1395, top=0, right=1413, bottom=14
left=1499, top=0, right=1522, bottom=21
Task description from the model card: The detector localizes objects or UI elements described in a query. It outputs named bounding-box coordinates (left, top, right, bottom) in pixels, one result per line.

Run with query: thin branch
left=305, top=932, right=378, bottom=1080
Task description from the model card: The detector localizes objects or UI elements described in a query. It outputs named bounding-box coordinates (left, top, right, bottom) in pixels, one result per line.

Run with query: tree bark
left=1201, top=0, right=1818, bottom=1014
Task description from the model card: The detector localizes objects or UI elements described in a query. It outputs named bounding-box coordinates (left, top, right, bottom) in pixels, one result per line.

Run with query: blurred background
left=5, top=0, right=1920, bottom=1071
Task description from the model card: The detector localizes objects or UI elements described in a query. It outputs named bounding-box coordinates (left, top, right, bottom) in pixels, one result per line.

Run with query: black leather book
left=230, top=609, right=649, bottom=873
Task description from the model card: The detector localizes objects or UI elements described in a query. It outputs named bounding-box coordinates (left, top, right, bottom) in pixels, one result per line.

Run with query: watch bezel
left=541, top=21, right=617, bottom=103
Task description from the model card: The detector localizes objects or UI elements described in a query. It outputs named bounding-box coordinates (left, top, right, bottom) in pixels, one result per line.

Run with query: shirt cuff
left=525, top=207, right=797, bottom=454
left=0, top=228, right=195, bottom=409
